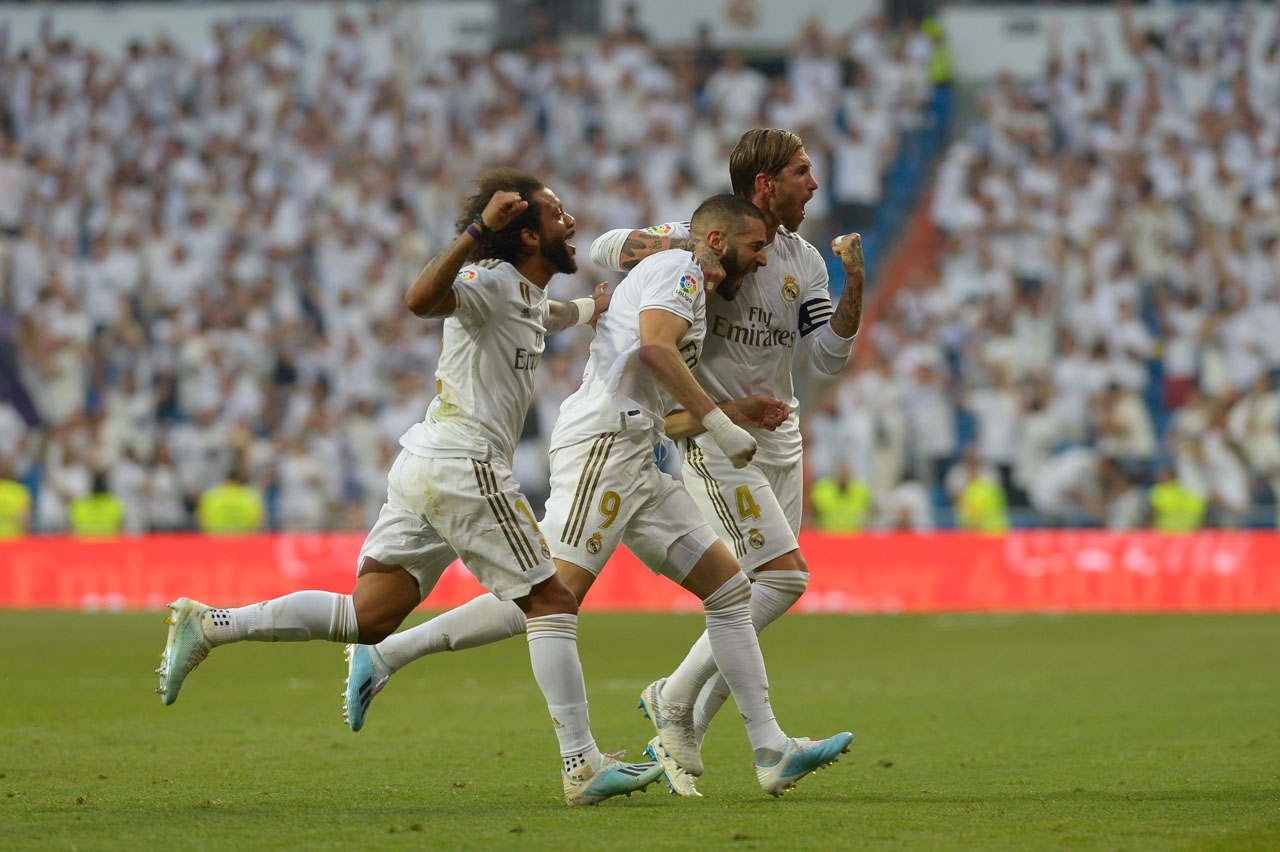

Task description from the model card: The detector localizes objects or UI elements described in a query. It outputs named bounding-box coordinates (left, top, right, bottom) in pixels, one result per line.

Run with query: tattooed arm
left=546, top=283, right=610, bottom=335
left=802, top=233, right=863, bottom=377
left=405, top=191, right=525, bottom=318
left=591, top=228, right=725, bottom=286
left=829, top=232, right=864, bottom=338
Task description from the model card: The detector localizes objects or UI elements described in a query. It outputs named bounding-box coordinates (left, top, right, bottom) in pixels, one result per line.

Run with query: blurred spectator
left=1100, top=457, right=1146, bottom=531
left=950, top=445, right=1009, bottom=534
left=1149, top=464, right=1207, bottom=532
left=810, top=466, right=871, bottom=532
left=876, top=473, right=935, bottom=533
left=68, top=470, right=125, bottom=537
left=0, top=462, right=32, bottom=538
left=1028, top=447, right=1104, bottom=528
left=197, top=466, right=266, bottom=535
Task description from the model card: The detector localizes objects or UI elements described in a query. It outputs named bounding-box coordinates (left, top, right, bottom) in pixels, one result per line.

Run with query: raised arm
left=638, top=308, right=757, bottom=467
left=404, top=191, right=526, bottom=318
left=802, top=232, right=864, bottom=377
left=829, top=232, right=864, bottom=338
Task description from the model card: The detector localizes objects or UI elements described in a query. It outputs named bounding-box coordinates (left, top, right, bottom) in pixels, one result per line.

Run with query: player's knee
left=756, top=548, right=807, bottom=575
left=525, top=576, right=579, bottom=617
left=355, top=615, right=397, bottom=645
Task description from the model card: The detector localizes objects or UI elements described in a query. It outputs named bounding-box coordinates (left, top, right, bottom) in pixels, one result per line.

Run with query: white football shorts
left=678, top=435, right=802, bottom=575
left=357, top=449, right=555, bottom=601
left=542, top=430, right=720, bottom=583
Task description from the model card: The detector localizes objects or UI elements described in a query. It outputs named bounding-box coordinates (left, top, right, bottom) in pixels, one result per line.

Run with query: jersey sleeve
left=795, top=239, right=834, bottom=338
left=637, top=254, right=701, bottom=325
left=589, top=222, right=692, bottom=272
left=641, top=221, right=691, bottom=239
left=449, top=264, right=500, bottom=325
left=795, top=239, right=855, bottom=375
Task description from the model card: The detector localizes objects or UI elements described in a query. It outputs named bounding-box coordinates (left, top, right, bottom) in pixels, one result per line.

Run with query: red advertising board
left=1, top=531, right=1278, bottom=612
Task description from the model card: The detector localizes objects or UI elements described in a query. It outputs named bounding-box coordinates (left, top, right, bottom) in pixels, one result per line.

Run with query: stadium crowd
left=0, top=4, right=936, bottom=534
left=2, top=2, right=1274, bottom=536
left=805, top=3, right=1280, bottom=531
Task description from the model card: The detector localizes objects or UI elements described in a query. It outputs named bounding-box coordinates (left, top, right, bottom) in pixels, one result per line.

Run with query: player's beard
left=775, top=196, right=807, bottom=232
left=716, top=248, right=756, bottom=301
left=541, top=236, right=577, bottom=275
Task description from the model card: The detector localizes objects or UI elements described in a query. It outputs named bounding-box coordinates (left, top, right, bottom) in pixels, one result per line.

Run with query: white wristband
left=572, top=297, right=596, bottom=326
left=700, top=407, right=732, bottom=432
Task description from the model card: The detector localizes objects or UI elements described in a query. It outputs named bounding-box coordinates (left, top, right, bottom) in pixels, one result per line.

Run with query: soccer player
left=585, top=127, right=865, bottom=795
left=155, top=168, right=666, bottom=806
left=346, top=193, right=852, bottom=798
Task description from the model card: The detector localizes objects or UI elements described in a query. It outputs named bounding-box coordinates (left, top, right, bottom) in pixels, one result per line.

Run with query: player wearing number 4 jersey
left=155, top=168, right=665, bottom=806
left=589, top=127, right=865, bottom=796
left=345, top=193, right=852, bottom=798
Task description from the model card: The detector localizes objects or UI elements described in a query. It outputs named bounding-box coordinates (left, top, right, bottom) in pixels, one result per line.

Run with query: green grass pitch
left=1, top=611, right=1277, bottom=851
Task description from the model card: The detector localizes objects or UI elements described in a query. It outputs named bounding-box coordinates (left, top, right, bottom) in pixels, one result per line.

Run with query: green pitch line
left=0, top=612, right=1277, bottom=851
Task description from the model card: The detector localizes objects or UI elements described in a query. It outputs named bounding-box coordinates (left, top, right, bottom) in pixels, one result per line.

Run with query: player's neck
left=515, top=258, right=552, bottom=290
left=747, top=193, right=781, bottom=245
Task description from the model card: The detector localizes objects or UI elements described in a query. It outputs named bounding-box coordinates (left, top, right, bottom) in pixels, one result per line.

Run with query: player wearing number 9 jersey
left=587, top=128, right=865, bottom=795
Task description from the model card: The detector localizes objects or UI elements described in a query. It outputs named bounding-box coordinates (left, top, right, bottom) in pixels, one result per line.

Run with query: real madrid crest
left=781, top=276, right=799, bottom=302
left=540, top=537, right=551, bottom=559
left=586, top=532, right=603, bottom=554
left=748, top=528, right=766, bottom=550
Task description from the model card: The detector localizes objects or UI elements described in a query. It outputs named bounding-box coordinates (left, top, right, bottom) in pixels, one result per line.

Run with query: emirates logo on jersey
left=781, top=276, right=799, bottom=302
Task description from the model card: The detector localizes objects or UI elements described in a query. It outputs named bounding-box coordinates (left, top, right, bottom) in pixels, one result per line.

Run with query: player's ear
left=520, top=226, right=540, bottom=249
left=754, top=171, right=773, bottom=199
left=705, top=229, right=727, bottom=254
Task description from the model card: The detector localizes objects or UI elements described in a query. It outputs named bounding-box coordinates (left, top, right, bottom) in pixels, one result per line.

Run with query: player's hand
left=831, top=232, right=863, bottom=268
left=481, top=191, right=528, bottom=231
left=728, top=395, right=790, bottom=431
left=588, top=281, right=610, bottom=329
left=701, top=408, right=757, bottom=468
left=690, top=238, right=726, bottom=288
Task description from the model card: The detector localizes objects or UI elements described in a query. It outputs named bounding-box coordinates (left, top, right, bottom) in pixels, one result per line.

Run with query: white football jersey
left=637, top=221, right=833, bottom=466
left=550, top=250, right=706, bottom=451
left=400, top=260, right=546, bottom=463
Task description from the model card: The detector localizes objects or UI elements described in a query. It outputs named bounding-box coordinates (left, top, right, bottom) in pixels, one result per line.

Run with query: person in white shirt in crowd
left=1227, top=374, right=1280, bottom=498
left=876, top=473, right=935, bottom=533
left=1028, top=446, right=1106, bottom=528
left=1091, top=383, right=1157, bottom=471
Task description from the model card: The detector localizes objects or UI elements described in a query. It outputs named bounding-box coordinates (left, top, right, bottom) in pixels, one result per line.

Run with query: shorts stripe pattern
left=684, top=441, right=746, bottom=558
left=561, top=432, right=617, bottom=547
left=472, top=459, right=537, bottom=572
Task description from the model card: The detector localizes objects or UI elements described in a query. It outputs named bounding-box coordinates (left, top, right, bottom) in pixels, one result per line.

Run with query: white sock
left=526, top=613, right=600, bottom=773
left=377, top=594, right=527, bottom=672
left=664, top=570, right=809, bottom=738
left=204, top=592, right=358, bottom=645
left=700, top=573, right=788, bottom=761
left=693, top=677, right=731, bottom=747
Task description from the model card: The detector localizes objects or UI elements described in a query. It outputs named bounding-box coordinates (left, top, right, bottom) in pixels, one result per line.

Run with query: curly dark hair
left=454, top=168, right=547, bottom=265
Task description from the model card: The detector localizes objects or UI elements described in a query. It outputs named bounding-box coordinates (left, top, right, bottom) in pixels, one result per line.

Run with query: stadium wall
left=2, top=532, right=1278, bottom=613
